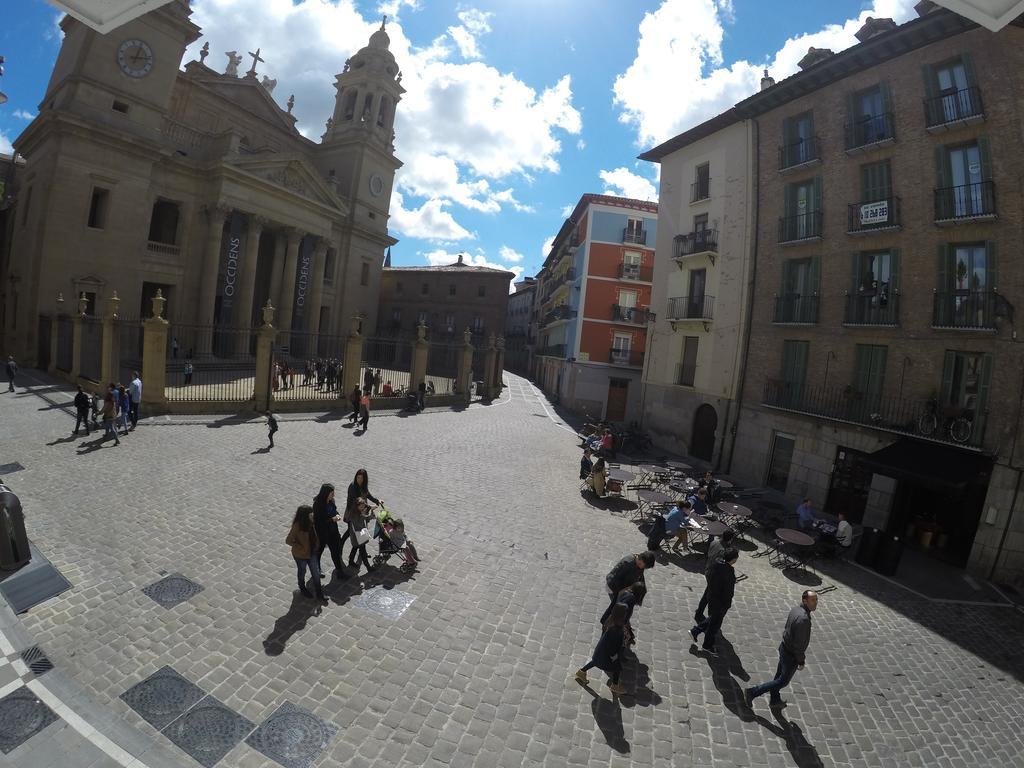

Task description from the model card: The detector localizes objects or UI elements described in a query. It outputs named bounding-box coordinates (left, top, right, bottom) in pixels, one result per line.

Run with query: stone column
left=141, top=290, right=169, bottom=410
left=197, top=205, right=229, bottom=354
left=483, top=333, right=498, bottom=400
left=342, top=314, right=364, bottom=398
left=456, top=328, right=473, bottom=404
left=100, top=291, right=121, bottom=386
left=494, top=336, right=506, bottom=392
left=277, top=229, right=304, bottom=337
left=306, top=240, right=328, bottom=340
left=409, top=322, right=429, bottom=393
left=48, top=293, right=64, bottom=374
left=233, top=214, right=265, bottom=331
left=254, top=300, right=276, bottom=412
left=69, top=293, right=88, bottom=380
left=267, top=230, right=286, bottom=313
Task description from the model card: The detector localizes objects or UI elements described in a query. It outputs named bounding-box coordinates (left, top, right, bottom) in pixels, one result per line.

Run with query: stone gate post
left=101, top=291, right=121, bottom=386
left=141, top=290, right=169, bottom=411
left=342, top=314, right=364, bottom=399
left=456, top=328, right=473, bottom=404
left=69, top=293, right=87, bottom=380
left=254, top=301, right=276, bottom=412
left=409, top=322, right=429, bottom=394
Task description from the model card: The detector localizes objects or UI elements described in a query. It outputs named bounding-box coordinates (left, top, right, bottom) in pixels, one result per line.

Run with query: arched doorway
left=691, top=404, right=718, bottom=462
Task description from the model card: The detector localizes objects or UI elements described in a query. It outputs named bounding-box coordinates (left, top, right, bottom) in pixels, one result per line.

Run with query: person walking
left=286, top=505, right=327, bottom=602
left=745, top=591, right=818, bottom=709
left=689, top=547, right=738, bottom=655
left=183, top=360, right=194, bottom=386
left=171, top=336, right=179, bottom=359
left=101, top=384, right=120, bottom=445
left=600, top=551, right=655, bottom=625
left=5, top=355, right=16, bottom=392
left=73, top=385, right=91, bottom=435
left=694, top=529, right=736, bottom=623
left=359, top=390, right=370, bottom=431
left=612, top=581, right=647, bottom=647
left=348, top=385, right=361, bottom=423
left=363, top=367, right=374, bottom=395
left=117, top=384, right=131, bottom=436
left=128, top=371, right=142, bottom=429
left=344, top=468, right=380, bottom=573
left=266, top=409, right=278, bottom=449
left=574, top=603, right=628, bottom=695
left=312, top=484, right=345, bottom=581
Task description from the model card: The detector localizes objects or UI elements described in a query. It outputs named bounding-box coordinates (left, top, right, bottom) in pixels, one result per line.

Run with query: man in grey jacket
left=745, top=590, right=818, bottom=708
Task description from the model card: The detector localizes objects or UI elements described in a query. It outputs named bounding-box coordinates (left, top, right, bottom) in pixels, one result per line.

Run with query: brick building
left=534, top=194, right=658, bottom=423
left=505, top=278, right=537, bottom=374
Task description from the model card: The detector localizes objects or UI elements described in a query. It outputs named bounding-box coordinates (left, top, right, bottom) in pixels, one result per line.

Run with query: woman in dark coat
left=574, top=604, right=628, bottom=695
left=313, top=483, right=345, bottom=580
left=286, top=505, right=326, bottom=602
left=342, top=468, right=380, bottom=572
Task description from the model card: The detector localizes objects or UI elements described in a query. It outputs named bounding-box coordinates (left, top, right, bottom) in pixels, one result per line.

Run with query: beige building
left=639, top=114, right=756, bottom=464
left=1, top=0, right=402, bottom=363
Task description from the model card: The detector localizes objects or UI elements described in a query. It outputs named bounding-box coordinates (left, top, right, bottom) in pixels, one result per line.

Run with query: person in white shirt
left=835, top=511, right=853, bottom=548
left=128, top=371, right=142, bottom=430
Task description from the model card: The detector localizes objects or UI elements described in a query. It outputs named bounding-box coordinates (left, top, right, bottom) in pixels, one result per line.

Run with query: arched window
left=362, top=93, right=374, bottom=122
left=377, top=96, right=390, bottom=128
left=342, top=90, right=358, bottom=121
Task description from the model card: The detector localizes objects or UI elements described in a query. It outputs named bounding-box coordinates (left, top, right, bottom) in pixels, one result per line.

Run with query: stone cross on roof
left=246, top=47, right=264, bottom=78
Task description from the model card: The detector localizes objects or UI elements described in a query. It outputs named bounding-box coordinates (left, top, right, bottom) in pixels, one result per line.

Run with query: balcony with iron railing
left=844, top=292, right=899, bottom=326
left=541, top=268, right=576, bottom=301
left=611, top=305, right=650, bottom=324
left=761, top=380, right=986, bottom=449
left=778, top=136, right=820, bottom=171
left=691, top=178, right=711, bottom=203
left=778, top=211, right=823, bottom=243
left=667, top=294, right=715, bottom=322
left=609, top=347, right=644, bottom=367
left=925, top=86, right=985, bottom=131
left=773, top=294, right=819, bottom=324
left=932, top=291, right=998, bottom=330
left=847, top=196, right=901, bottom=234
left=844, top=112, right=896, bottom=153
left=673, top=229, right=719, bottom=263
left=623, top=228, right=648, bottom=245
left=934, top=181, right=996, bottom=224
left=537, top=344, right=567, bottom=358
left=618, top=263, right=653, bottom=281
left=541, top=304, right=578, bottom=327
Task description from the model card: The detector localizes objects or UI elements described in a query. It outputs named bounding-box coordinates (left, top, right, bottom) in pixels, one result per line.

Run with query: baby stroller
left=371, top=506, right=420, bottom=572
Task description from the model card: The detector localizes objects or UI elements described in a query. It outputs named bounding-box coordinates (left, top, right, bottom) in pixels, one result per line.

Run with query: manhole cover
left=0, top=687, right=58, bottom=753
left=350, top=586, right=416, bottom=619
left=246, top=701, right=338, bottom=768
left=19, top=647, right=52, bottom=677
left=120, top=666, right=206, bottom=730
left=141, top=574, right=204, bottom=609
left=162, top=695, right=255, bottom=768
left=0, top=463, right=24, bottom=475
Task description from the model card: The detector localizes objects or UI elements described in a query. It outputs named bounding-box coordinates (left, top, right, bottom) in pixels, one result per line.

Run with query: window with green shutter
left=852, top=344, right=887, bottom=417
left=780, top=340, right=809, bottom=406
left=940, top=350, right=992, bottom=445
left=860, top=161, right=892, bottom=202
left=925, top=55, right=981, bottom=126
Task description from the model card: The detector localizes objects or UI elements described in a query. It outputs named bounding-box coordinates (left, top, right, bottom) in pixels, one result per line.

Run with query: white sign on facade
left=859, top=200, right=889, bottom=226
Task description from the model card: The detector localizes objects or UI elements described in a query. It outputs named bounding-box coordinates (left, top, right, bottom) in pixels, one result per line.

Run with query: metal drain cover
left=141, top=574, right=204, bottom=609
left=162, top=695, right=255, bottom=768
left=0, top=687, right=58, bottom=753
left=19, top=647, right=52, bottom=677
left=120, top=666, right=206, bottom=730
left=246, top=701, right=338, bottom=768
left=350, top=586, right=416, bottom=619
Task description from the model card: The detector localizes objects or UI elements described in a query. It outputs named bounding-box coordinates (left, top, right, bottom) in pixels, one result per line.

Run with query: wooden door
left=606, top=378, right=629, bottom=422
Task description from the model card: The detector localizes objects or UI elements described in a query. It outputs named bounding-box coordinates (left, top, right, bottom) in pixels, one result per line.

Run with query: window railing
left=146, top=240, right=181, bottom=257
left=934, top=181, right=996, bottom=222
left=609, top=347, right=643, bottom=367
left=538, top=344, right=567, bottom=358
left=618, top=263, right=653, bottom=281
left=773, top=294, right=819, bottom=324
left=541, top=305, right=577, bottom=327
left=611, top=305, right=649, bottom=324
left=676, top=363, right=696, bottom=387
left=844, top=112, right=895, bottom=150
left=778, top=211, right=823, bottom=243
left=674, top=229, right=719, bottom=258
left=932, top=291, right=997, bottom=330
left=691, top=178, right=711, bottom=202
left=925, top=86, right=984, bottom=128
left=542, top=268, right=576, bottom=300
left=778, top=136, right=820, bottom=169
left=623, top=228, right=647, bottom=245
left=762, top=379, right=985, bottom=448
left=844, top=292, right=899, bottom=326
left=667, top=294, right=715, bottom=321
left=847, top=197, right=901, bottom=233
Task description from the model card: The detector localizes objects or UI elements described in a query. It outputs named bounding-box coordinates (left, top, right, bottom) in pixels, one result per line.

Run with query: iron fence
left=924, top=86, right=984, bottom=128
left=844, top=293, right=899, bottom=326
left=778, top=211, right=823, bottom=242
left=932, top=291, right=997, bottom=330
left=119, top=317, right=143, bottom=385
left=844, top=112, right=895, bottom=150
left=80, top=316, right=103, bottom=383
left=934, top=181, right=995, bottom=222
left=165, top=324, right=255, bottom=402
left=274, top=330, right=350, bottom=402
left=56, top=316, right=72, bottom=373
left=361, top=336, right=412, bottom=400
left=427, top=340, right=461, bottom=395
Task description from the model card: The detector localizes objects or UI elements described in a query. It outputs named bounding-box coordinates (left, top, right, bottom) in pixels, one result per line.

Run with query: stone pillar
left=342, top=314, right=364, bottom=398
left=141, top=290, right=169, bottom=410
left=69, top=293, right=88, bottom=380
left=277, top=229, right=304, bottom=337
left=254, top=300, right=276, bottom=412
left=409, top=322, right=429, bottom=393
left=483, top=333, right=498, bottom=400
left=197, top=205, right=229, bottom=343
left=48, top=293, right=64, bottom=374
left=234, top=214, right=266, bottom=330
left=456, top=327, right=473, bottom=404
left=267, top=230, right=286, bottom=313
left=100, top=291, right=121, bottom=386
left=306, top=240, right=328, bottom=347
left=494, top=336, right=506, bottom=392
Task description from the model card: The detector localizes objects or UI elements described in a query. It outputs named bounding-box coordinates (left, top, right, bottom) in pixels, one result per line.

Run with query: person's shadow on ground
left=46, top=434, right=80, bottom=446
left=75, top=436, right=111, bottom=455
left=619, top=659, right=662, bottom=708
left=579, top=682, right=629, bottom=754
left=689, top=640, right=748, bottom=721
left=759, top=709, right=825, bottom=768
left=251, top=446, right=271, bottom=455
left=262, top=590, right=323, bottom=656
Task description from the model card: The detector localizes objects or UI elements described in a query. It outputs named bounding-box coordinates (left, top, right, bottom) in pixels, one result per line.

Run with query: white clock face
left=117, top=39, right=154, bottom=78
left=369, top=174, right=385, bottom=197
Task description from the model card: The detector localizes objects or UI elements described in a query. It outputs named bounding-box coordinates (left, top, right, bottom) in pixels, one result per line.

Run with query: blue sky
left=1, top=0, right=919, bottom=284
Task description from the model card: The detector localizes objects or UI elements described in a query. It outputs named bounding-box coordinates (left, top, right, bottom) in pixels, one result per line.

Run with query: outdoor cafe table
left=636, top=488, right=672, bottom=520
left=666, top=460, right=692, bottom=472
left=716, top=479, right=734, bottom=489
left=606, top=468, right=635, bottom=498
left=770, top=528, right=817, bottom=569
left=716, top=502, right=754, bottom=539
left=638, top=464, right=669, bottom=485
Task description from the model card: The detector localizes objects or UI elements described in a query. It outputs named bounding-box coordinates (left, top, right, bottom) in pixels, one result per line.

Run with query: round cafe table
left=775, top=528, right=815, bottom=547
left=637, top=488, right=672, bottom=507
left=608, top=468, right=635, bottom=484
left=717, top=502, right=752, bottom=519
left=700, top=520, right=732, bottom=537
left=666, top=460, right=692, bottom=472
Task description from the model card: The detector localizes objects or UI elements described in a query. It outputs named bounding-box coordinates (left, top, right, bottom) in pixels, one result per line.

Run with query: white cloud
left=0, top=132, right=13, bottom=155
left=390, top=191, right=473, bottom=242
left=614, top=0, right=919, bottom=147
left=498, top=245, right=524, bottom=263
left=599, top=167, right=657, bottom=201
left=576, top=138, right=586, bottom=150
left=559, top=204, right=574, bottom=218
left=377, top=0, right=419, bottom=18
left=541, top=236, right=555, bottom=259
left=421, top=247, right=524, bottom=284
left=447, top=9, right=493, bottom=60
left=12, top=110, right=35, bottom=121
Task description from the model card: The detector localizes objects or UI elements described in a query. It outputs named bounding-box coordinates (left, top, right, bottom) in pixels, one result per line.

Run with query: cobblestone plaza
left=0, top=370, right=1022, bottom=767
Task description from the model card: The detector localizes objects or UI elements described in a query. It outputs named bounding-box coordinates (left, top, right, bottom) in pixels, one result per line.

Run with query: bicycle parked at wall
left=917, top=398, right=973, bottom=444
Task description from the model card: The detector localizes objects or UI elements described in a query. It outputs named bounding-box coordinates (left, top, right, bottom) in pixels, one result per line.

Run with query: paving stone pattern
left=3, top=373, right=1024, bottom=766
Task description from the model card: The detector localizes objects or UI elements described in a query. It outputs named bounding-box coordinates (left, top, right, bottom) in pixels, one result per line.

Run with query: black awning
left=860, top=439, right=993, bottom=490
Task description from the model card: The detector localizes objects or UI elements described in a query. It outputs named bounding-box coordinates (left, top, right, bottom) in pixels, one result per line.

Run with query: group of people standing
left=71, top=372, right=142, bottom=444
left=286, top=468, right=382, bottom=602
left=302, top=358, right=344, bottom=393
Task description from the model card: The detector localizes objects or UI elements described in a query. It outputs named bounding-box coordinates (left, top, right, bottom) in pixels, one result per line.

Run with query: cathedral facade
left=1, top=0, right=403, bottom=362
